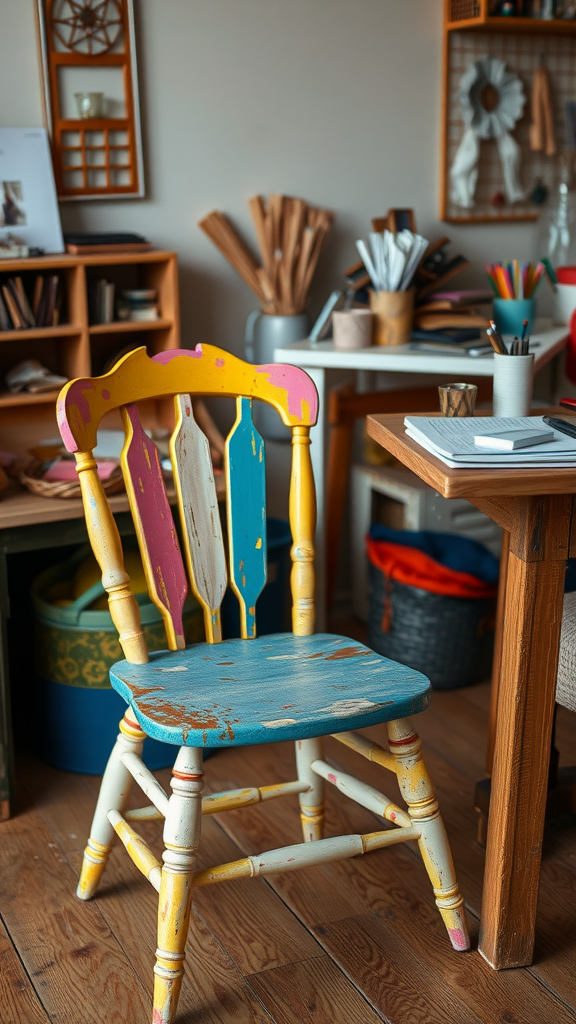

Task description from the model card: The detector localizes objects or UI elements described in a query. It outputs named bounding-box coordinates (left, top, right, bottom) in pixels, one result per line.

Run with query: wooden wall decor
left=441, top=0, right=576, bottom=224
left=36, top=0, right=145, bottom=200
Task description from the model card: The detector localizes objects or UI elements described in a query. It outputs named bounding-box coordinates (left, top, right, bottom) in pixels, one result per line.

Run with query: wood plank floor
left=2, top=677, right=576, bottom=1023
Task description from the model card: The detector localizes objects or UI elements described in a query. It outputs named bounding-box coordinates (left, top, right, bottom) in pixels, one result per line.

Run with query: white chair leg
left=153, top=746, right=204, bottom=1024
left=77, top=710, right=146, bottom=900
left=387, top=718, right=470, bottom=952
left=295, top=737, right=324, bottom=841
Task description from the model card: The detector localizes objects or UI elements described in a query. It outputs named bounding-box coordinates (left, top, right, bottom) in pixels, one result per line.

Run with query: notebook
left=404, top=415, right=576, bottom=469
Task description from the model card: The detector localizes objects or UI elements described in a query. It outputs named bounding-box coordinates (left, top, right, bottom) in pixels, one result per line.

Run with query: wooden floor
left=2, top=679, right=576, bottom=1023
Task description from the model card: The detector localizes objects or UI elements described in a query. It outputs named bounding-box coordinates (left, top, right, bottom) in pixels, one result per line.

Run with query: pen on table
left=543, top=415, right=576, bottom=439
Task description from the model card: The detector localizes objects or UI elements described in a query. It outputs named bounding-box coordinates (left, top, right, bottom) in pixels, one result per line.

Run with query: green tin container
left=32, top=547, right=204, bottom=774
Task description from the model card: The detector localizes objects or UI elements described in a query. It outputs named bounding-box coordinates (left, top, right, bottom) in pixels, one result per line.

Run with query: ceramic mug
left=492, top=352, right=534, bottom=417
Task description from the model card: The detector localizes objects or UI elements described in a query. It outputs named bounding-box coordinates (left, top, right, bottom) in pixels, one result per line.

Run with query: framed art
left=0, top=129, right=64, bottom=253
left=36, top=0, right=145, bottom=201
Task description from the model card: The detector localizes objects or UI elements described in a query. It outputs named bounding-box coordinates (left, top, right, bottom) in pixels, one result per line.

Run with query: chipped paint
left=261, top=718, right=298, bottom=728
left=152, top=345, right=203, bottom=364
left=255, top=363, right=318, bottom=422
left=318, top=698, right=386, bottom=717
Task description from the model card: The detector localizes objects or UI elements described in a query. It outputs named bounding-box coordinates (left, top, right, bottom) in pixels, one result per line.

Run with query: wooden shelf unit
left=0, top=249, right=179, bottom=454
left=446, top=2, right=576, bottom=33
left=441, top=0, right=576, bottom=223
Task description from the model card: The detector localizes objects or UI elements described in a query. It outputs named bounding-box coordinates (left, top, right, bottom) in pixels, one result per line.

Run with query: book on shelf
left=93, top=279, right=116, bottom=324
left=64, top=232, right=151, bottom=254
left=414, top=311, right=490, bottom=331
left=0, top=273, right=63, bottom=330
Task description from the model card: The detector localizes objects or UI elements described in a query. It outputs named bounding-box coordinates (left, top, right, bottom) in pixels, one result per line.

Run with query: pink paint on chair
left=152, top=346, right=204, bottom=365
left=255, top=364, right=318, bottom=423
left=124, top=404, right=188, bottom=649
left=57, top=382, right=97, bottom=452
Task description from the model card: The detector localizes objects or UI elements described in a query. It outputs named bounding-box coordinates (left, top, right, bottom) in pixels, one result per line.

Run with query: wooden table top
left=367, top=409, right=576, bottom=500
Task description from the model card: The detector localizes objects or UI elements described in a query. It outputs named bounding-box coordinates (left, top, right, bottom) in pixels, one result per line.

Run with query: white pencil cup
left=492, top=353, right=534, bottom=418
left=332, top=309, right=372, bottom=350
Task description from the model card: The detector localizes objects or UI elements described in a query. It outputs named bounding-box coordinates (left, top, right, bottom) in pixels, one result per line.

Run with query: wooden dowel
left=108, top=810, right=162, bottom=891
left=120, top=751, right=170, bottom=818
left=192, top=825, right=421, bottom=887
left=311, top=759, right=411, bottom=826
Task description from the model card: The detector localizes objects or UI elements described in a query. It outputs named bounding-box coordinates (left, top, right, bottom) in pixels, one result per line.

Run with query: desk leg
left=486, top=530, right=510, bottom=777
left=478, top=541, right=565, bottom=969
left=0, top=550, right=12, bottom=820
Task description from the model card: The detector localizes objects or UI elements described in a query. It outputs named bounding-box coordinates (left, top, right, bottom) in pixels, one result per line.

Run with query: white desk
left=274, top=320, right=568, bottom=626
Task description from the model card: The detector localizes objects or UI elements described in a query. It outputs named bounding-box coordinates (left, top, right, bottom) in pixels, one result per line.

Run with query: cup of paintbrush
left=370, top=289, right=414, bottom=346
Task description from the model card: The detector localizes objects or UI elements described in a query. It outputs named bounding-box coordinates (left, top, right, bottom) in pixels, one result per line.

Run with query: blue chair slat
left=109, top=632, right=431, bottom=747
left=225, top=397, right=267, bottom=639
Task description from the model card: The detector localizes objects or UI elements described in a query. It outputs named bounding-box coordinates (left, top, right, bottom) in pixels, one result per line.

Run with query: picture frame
left=0, top=128, right=64, bottom=254
left=35, top=0, right=145, bottom=201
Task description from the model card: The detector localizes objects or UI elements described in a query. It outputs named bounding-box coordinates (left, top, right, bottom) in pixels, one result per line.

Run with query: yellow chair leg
left=153, top=870, right=194, bottom=1024
left=295, top=737, right=324, bottom=841
left=387, top=718, right=470, bottom=952
left=153, top=746, right=204, bottom=1024
left=77, top=712, right=146, bottom=900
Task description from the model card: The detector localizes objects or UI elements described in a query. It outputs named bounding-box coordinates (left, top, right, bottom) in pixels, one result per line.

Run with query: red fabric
left=367, top=539, right=498, bottom=599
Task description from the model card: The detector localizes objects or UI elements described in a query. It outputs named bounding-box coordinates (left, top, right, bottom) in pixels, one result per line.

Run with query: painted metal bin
left=32, top=549, right=204, bottom=774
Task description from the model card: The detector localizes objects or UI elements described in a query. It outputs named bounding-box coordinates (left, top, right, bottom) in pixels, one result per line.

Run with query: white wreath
left=450, top=56, right=526, bottom=209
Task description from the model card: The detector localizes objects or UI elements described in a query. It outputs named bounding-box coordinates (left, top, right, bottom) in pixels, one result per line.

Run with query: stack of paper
left=404, top=415, right=576, bottom=469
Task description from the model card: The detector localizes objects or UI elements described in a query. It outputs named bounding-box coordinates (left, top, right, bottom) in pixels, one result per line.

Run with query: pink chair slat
left=171, top=393, right=227, bottom=644
left=121, top=403, right=188, bottom=651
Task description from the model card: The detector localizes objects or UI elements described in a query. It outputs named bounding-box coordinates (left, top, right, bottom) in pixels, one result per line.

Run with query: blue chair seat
left=110, top=632, right=431, bottom=747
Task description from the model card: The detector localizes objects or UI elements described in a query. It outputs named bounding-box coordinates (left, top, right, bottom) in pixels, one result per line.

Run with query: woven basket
left=367, top=562, right=495, bottom=690
left=18, top=460, right=125, bottom=500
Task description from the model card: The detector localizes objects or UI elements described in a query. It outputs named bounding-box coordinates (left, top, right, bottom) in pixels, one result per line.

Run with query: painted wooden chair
left=57, top=344, right=469, bottom=1024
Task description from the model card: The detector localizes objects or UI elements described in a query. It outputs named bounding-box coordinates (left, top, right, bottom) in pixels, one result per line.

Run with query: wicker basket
left=367, top=562, right=495, bottom=690
left=18, top=460, right=125, bottom=499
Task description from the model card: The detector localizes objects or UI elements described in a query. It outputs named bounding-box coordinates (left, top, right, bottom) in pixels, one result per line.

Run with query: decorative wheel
left=51, top=0, right=124, bottom=56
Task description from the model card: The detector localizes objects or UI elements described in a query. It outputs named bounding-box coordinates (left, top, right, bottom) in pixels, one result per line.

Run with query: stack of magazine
left=404, top=415, right=576, bottom=469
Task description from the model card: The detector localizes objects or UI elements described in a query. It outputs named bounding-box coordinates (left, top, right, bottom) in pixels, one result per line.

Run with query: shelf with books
left=0, top=250, right=179, bottom=453
left=88, top=318, right=173, bottom=335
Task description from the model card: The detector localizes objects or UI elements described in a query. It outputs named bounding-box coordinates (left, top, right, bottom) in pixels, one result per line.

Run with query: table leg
left=485, top=530, right=509, bottom=777
left=478, top=536, right=566, bottom=968
left=0, top=550, right=13, bottom=820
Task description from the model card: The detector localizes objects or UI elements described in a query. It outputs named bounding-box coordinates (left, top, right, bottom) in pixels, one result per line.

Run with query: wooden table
left=366, top=409, right=576, bottom=971
left=275, top=321, right=568, bottom=626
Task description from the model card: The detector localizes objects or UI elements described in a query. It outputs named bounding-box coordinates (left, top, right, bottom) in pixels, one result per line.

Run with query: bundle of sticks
left=199, top=195, right=334, bottom=315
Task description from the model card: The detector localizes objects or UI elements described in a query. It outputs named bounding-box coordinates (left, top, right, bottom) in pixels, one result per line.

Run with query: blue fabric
left=110, top=632, right=431, bottom=747
left=368, top=525, right=500, bottom=585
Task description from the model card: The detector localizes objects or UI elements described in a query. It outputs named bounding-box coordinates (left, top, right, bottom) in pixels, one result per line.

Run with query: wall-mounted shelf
left=441, top=0, right=576, bottom=223
left=447, top=12, right=576, bottom=33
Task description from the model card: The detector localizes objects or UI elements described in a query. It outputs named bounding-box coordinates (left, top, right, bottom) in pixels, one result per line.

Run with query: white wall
left=0, top=0, right=538, bottom=344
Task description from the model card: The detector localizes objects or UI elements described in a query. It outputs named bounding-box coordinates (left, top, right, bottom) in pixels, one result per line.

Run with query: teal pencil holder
left=492, top=298, right=535, bottom=339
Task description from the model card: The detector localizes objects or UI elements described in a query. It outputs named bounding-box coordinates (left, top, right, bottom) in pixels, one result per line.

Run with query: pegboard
left=442, top=29, right=576, bottom=222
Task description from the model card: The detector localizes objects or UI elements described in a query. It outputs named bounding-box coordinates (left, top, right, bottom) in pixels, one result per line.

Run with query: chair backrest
left=57, top=344, right=318, bottom=664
